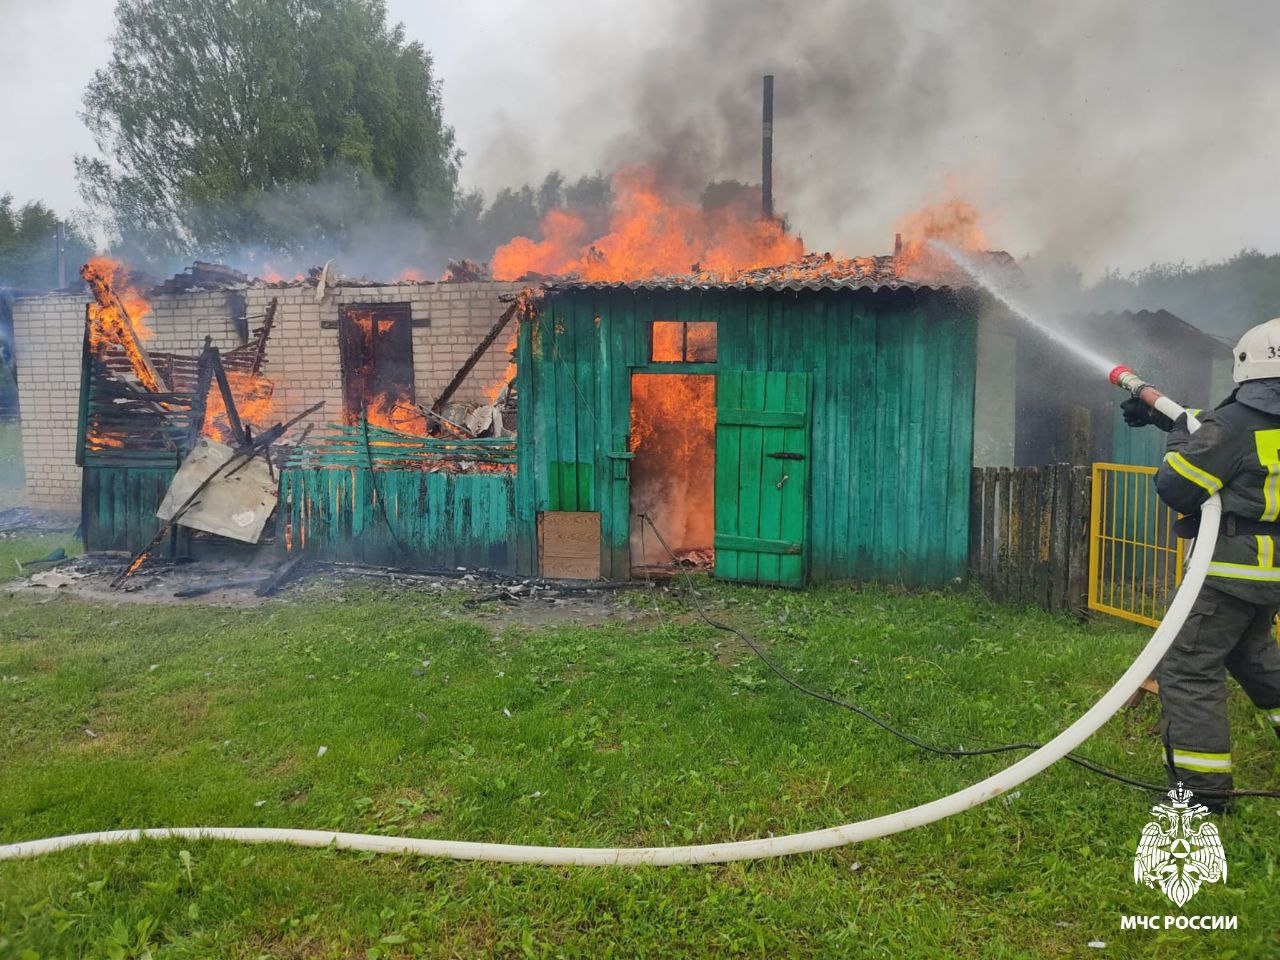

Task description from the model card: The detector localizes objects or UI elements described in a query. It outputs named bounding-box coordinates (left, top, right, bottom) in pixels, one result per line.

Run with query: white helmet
left=1233, top=317, right=1280, bottom=383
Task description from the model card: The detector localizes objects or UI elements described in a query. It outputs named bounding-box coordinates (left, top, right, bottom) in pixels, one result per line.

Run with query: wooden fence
left=968, top=465, right=1092, bottom=613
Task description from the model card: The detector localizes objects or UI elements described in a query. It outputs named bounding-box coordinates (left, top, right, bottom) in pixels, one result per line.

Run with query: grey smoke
left=3, top=1, right=1276, bottom=284
left=459, top=0, right=1280, bottom=278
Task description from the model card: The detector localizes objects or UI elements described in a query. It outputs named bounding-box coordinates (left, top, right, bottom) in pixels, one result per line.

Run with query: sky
left=2, top=0, right=1278, bottom=277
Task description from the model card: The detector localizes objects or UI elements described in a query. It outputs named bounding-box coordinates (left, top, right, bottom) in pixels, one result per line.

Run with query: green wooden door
left=714, top=370, right=811, bottom=587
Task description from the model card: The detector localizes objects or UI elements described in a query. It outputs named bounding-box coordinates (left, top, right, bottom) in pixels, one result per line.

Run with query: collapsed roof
left=542, top=251, right=1019, bottom=293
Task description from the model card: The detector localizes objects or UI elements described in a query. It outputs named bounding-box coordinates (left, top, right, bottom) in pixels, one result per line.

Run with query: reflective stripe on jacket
left=1156, top=396, right=1280, bottom=603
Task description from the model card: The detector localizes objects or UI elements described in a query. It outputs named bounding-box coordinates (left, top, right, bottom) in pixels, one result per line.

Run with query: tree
left=77, top=0, right=459, bottom=261
left=0, top=196, right=93, bottom=291
left=448, top=172, right=615, bottom=262
left=1086, top=250, right=1280, bottom=340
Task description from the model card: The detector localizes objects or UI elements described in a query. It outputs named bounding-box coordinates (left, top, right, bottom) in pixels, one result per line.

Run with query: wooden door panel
left=714, top=370, right=810, bottom=587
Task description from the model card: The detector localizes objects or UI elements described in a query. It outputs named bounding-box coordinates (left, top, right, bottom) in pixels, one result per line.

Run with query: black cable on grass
left=637, top=515, right=1280, bottom=800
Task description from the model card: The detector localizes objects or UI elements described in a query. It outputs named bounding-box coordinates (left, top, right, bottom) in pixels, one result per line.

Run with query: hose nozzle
left=1109, top=363, right=1194, bottom=430
left=1109, top=364, right=1149, bottom=397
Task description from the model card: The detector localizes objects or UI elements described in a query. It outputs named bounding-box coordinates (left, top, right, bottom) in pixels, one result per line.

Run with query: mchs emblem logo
left=1133, top=783, right=1227, bottom=907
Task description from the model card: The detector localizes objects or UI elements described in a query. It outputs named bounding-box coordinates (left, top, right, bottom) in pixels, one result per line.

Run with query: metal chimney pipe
left=55, top=221, right=66, bottom=288
left=761, top=75, right=774, bottom=220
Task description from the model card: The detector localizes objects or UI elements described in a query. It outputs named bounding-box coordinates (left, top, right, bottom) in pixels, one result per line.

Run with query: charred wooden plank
left=207, top=347, right=246, bottom=446
left=250, top=297, right=278, bottom=375
left=968, top=468, right=983, bottom=582
left=187, top=342, right=216, bottom=450
left=430, top=300, right=521, bottom=416
left=255, top=554, right=306, bottom=597
left=1066, top=465, right=1092, bottom=615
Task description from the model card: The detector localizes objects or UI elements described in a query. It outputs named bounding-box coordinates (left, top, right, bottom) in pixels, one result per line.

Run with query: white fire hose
left=0, top=373, right=1213, bottom=865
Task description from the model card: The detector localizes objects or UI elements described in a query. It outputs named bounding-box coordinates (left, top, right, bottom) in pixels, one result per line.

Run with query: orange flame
left=630, top=373, right=717, bottom=559
left=81, top=256, right=160, bottom=391
left=482, top=329, right=519, bottom=406
left=123, top=549, right=150, bottom=578
left=362, top=394, right=428, bottom=435
left=259, top=264, right=304, bottom=283
left=340, top=307, right=428, bottom=435
left=492, top=167, right=803, bottom=282
left=201, top=368, right=277, bottom=443
left=893, top=199, right=988, bottom=282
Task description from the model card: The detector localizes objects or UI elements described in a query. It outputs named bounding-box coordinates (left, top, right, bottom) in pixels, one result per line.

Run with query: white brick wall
left=11, top=295, right=85, bottom=513
left=11, top=280, right=526, bottom=511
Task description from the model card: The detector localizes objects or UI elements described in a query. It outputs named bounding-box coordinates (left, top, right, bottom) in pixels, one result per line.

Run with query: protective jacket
left=1154, top=378, right=1280, bottom=800
left=1156, top=379, right=1280, bottom=605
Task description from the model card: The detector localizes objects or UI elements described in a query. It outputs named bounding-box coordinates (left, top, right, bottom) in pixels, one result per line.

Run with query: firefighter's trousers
left=1157, top=583, right=1280, bottom=798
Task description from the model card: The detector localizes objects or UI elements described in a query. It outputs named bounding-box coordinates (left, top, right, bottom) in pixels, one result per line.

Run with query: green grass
left=0, top=421, right=80, bottom=577
left=0, top=534, right=81, bottom=584
left=1, top=569, right=1277, bottom=958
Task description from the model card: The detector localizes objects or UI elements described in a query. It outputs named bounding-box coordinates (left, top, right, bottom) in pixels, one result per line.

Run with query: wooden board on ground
left=538, top=511, right=601, bottom=580
left=1124, top=676, right=1160, bottom=710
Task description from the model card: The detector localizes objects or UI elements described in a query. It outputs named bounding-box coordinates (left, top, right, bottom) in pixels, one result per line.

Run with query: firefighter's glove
left=1120, top=397, right=1175, bottom=431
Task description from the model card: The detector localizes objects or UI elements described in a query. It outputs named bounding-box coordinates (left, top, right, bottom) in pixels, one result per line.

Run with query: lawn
left=1, top=545, right=1277, bottom=958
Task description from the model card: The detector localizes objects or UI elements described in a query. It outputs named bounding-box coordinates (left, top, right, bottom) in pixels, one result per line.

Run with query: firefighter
left=1122, top=317, right=1280, bottom=809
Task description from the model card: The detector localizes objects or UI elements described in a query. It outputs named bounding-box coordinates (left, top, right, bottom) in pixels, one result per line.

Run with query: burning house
left=513, top=265, right=980, bottom=586
left=11, top=259, right=527, bottom=585
left=13, top=240, right=984, bottom=588
left=275, top=251, right=981, bottom=586
left=11, top=241, right=1225, bottom=591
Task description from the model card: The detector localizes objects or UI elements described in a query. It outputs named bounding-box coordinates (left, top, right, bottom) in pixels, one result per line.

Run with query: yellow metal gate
left=1088, top=463, right=1183, bottom=627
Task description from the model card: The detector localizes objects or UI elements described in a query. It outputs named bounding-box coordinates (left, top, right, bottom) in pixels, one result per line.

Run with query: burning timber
left=52, top=246, right=996, bottom=586
left=59, top=258, right=533, bottom=584
left=7, top=150, right=1223, bottom=596
left=34, top=237, right=1201, bottom=593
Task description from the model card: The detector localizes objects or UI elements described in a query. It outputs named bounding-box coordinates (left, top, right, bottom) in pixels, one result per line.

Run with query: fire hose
left=0, top=368, right=1223, bottom=865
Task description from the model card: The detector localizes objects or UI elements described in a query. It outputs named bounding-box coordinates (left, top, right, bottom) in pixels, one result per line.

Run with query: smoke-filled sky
left=2, top=0, right=1278, bottom=277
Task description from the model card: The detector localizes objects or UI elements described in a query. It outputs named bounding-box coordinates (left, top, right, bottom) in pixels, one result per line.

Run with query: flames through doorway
left=629, top=372, right=716, bottom=574
left=338, top=303, right=418, bottom=433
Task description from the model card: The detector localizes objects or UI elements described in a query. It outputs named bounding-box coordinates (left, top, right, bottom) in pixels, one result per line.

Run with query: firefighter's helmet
left=1233, top=317, right=1280, bottom=383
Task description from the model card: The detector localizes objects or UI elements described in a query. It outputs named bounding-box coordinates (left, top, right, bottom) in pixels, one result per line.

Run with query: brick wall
left=146, top=291, right=246, bottom=352
left=11, top=280, right=526, bottom=512
left=11, top=295, right=85, bottom=512
left=241, top=281, right=526, bottom=432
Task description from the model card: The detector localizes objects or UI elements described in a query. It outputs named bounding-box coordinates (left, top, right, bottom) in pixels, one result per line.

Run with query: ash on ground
left=0, top=506, right=78, bottom=538
left=7, top=552, right=656, bottom=625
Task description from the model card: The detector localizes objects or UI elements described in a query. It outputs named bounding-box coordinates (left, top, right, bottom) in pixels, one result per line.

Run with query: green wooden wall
left=1110, top=414, right=1167, bottom=469
left=279, top=468, right=517, bottom=570
left=82, top=466, right=176, bottom=553
left=518, top=286, right=979, bottom=585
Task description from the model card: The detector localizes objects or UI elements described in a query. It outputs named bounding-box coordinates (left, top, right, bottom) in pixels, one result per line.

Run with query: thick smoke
left=460, top=0, right=1280, bottom=279
left=104, top=164, right=457, bottom=283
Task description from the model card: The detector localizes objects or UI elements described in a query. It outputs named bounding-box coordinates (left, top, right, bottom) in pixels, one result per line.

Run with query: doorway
left=337, top=303, right=417, bottom=431
left=628, top=372, right=716, bottom=574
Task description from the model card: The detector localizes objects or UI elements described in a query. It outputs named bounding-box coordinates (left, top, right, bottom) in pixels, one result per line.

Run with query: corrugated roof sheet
left=1070, top=309, right=1229, bottom=348
left=542, top=277, right=965, bottom=293
left=537, top=251, right=1008, bottom=293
